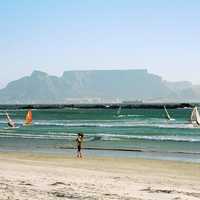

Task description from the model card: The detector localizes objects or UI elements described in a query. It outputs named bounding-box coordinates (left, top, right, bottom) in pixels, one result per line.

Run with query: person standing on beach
left=76, top=133, right=84, bottom=158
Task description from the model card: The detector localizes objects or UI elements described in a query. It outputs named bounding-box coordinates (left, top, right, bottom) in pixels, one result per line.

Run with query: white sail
left=117, top=106, right=121, bottom=115
left=191, top=107, right=196, bottom=122
left=191, top=107, right=200, bottom=126
left=196, top=108, right=200, bottom=125
left=6, top=112, right=11, bottom=122
left=5, top=112, right=15, bottom=127
left=164, top=106, right=171, bottom=120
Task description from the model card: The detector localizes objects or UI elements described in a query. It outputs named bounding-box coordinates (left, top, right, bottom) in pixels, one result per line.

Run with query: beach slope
left=0, top=152, right=199, bottom=200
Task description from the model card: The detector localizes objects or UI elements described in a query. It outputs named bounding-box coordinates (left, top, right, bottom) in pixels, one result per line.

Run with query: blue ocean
left=0, top=107, right=200, bottom=162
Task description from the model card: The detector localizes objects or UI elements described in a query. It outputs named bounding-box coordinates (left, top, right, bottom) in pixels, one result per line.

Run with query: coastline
left=1, top=142, right=200, bottom=164
left=0, top=151, right=199, bottom=200
left=1, top=107, right=200, bottom=164
left=1, top=144, right=200, bottom=163
left=0, top=102, right=195, bottom=110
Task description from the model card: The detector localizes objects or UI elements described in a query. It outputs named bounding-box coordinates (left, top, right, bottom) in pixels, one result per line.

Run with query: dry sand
left=0, top=152, right=199, bottom=200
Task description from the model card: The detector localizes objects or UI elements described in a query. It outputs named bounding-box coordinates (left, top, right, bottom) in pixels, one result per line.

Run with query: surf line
left=58, top=146, right=200, bottom=155
left=59, top=146, right=142, bottom=152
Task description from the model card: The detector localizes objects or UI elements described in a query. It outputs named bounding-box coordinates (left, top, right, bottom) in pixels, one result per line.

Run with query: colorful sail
left=25, top=110, right=32, bottom=125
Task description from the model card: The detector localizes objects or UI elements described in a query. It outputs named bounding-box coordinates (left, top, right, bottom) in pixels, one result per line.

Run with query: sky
left=0, top=0, right=200, bottom=88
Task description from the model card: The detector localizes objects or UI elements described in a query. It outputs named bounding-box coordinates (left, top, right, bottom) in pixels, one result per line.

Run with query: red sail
left=25, top=110, right=32, bottom=124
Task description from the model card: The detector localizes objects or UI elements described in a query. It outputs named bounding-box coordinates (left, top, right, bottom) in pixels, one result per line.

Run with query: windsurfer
left=6, top=112, right=16, bottom=128
left=24, top=109, right=33, bottom=125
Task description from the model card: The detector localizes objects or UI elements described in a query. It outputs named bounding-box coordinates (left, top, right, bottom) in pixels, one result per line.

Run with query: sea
left=0, top=107, right=200, bottom=163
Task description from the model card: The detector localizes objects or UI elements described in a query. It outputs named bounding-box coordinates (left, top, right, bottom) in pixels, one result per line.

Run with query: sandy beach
left=0, top=152, right=199, bottom=200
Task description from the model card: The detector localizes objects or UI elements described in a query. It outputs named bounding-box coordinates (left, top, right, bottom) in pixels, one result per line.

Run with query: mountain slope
left=0, top=69, right=198, bottom=103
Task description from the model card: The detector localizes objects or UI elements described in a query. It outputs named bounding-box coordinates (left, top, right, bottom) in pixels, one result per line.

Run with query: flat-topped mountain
left=0, top=69, right=198, bottom=103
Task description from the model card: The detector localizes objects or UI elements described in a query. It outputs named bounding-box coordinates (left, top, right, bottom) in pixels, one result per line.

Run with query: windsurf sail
left=117, top=106, right=121, bottom=115
left=5, top=112, right=15, bottom=127
left=191, top=106, right=200, bottom=126
left=24, top=110, right=32, bottom=125
left=164, top=106, right=171, bottom=120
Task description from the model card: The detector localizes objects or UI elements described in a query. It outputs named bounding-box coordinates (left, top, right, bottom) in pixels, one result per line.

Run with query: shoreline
left=59, top=146, right=200, bottom=155
left=1, top=145, right=200, bottom=163
left=0, top=102, right=195, bottom=110
left=1, top=150, right=200, bottom=166
left=0, top=151, right=199, bottom=200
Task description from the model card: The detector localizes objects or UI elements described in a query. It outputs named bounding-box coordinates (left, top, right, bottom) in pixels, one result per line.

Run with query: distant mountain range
left=0, top=69, right=199, bottom=104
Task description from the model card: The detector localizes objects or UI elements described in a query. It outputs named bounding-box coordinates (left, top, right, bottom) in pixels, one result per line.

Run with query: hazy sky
left=0, top=0, right=200, bottom=88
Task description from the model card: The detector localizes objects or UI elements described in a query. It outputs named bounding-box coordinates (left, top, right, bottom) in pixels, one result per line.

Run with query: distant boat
left=164, top=106, right=173, bottom=120
left=116, top=106, right=122, bottom=116
left=5, top=112, right=16, bottom=128
left=24, top=110, right=32, bottom=125
left=190, top=106, right=200, bottom=127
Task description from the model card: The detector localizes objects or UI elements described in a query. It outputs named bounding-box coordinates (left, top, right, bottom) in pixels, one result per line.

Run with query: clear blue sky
left=0, top=0, right=200, bottom=88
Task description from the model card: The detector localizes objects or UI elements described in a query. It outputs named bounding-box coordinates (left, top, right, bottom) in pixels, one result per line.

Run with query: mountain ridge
left=0, top=69, right=199, bottom=103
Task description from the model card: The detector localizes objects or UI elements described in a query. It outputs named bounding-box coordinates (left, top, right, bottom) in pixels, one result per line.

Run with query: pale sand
left=0, top=152, right=199, bottom=200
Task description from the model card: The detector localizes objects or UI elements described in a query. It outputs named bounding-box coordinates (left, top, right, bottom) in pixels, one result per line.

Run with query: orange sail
left=25, top=110, right=32, bottom=125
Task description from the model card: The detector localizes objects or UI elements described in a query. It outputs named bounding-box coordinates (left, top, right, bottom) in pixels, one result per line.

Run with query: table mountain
left=0, top=69, right=198, bottom=103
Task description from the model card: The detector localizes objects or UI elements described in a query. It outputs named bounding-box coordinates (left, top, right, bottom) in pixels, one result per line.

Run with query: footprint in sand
left=51, top=191, right=66, bottom=197
left=19, top=181, right=33, bottom=186
left=50, top=182, right=66, bottom=186
left=141, top=187, right=173, bottom=194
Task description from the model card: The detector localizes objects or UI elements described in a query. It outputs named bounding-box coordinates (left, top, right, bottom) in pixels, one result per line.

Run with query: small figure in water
left=7, top=121, right=15, bottom=128
left=76, top=133, right=84, bottom=158
left=6, top=112, right=16, bottom=128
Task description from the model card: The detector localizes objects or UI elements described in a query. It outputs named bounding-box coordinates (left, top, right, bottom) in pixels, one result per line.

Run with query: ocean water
left=0, top=107, right=200, bottom=162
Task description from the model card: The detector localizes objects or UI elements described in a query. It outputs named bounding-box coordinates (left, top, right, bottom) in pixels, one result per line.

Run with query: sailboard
left=164, top=106, right=174, bottom=121
left=24, top=110, right=32, bottom=125
left=190, top=106, right=200, bottom=127
left=116, top=106, right=122, bottom=116
left=5, top=112, right=16, bottom=128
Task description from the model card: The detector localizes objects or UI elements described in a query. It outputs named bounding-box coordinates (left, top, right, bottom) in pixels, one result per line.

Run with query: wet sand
left=0, top=152, right=199, bottom=200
